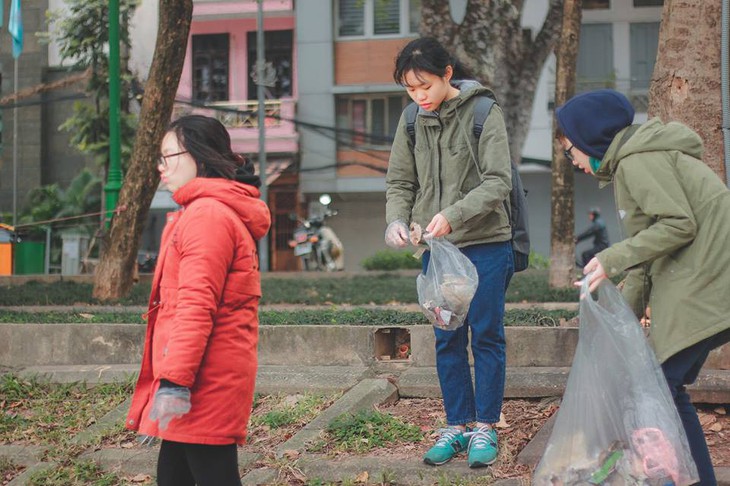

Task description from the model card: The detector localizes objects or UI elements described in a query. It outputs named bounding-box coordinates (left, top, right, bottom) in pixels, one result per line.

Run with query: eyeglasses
left=158, top=150, right=188, bottom=170
left=563, top=144, right=575, bottom=162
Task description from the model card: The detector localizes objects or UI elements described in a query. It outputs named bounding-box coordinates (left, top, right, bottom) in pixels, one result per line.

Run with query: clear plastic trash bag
left=532, top=278, right=698, bottom=486
left=416, top=237, right=478, bottom=331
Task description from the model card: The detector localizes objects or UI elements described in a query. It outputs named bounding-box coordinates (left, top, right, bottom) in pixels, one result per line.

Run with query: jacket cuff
left=596, top=248, right=627, bottom=277
left=159, top=378, right=186, bottom=389
left=440, top=207, right=463, bottom=231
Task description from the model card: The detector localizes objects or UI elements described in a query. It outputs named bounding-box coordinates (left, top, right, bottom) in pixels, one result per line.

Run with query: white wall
left=47, top=0, right=158, bottom=80
left=128, top=0, right=159, bottom=81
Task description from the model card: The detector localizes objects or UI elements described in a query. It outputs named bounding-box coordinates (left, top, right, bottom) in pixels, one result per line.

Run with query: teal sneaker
left=466, top=426, right=498, bottom=468
left=423, top=427, right=469, bottom=465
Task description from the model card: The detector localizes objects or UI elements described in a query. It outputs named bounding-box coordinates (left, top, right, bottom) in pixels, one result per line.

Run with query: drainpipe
left=722, top=0, right=730, bottom=186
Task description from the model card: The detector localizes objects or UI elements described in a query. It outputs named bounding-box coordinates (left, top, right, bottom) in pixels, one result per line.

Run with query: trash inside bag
left=416, top=238, right=478, bottom=331
left=532, top=278, right=698, bottom=486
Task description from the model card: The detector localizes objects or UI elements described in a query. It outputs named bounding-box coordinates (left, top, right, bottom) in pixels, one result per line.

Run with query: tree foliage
left=48, top=0, right=138, bottom=169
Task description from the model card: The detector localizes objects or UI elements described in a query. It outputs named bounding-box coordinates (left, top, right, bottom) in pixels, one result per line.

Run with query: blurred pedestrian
left=574, top=207, right=609, bottom=267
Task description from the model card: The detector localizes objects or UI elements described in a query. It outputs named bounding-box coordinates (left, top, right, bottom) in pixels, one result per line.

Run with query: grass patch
left=26, top=459, right=150, bottom=486
left=0, top=308, right=577, bottom=326
left=0, top=456, right=25, bottom=484
left=321, top=409, right=424, bottom=453
left=0, top=311, right=146, bottom=324
left=0, top=375, right=133, bottom=445
left=0, top=270, right=588, bottom=306
left=0, top=280, right=150, bottom=306
left=251, top=393, right=336, bottom=429
left=246, top=393, right=341, bottom=451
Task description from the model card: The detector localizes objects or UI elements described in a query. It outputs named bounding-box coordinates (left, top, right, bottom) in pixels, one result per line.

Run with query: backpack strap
left=404, top=93, right=496, bottom=147
left=472, top=96, right=496, bottom=140
left=404, top=102, right=418, bottom=147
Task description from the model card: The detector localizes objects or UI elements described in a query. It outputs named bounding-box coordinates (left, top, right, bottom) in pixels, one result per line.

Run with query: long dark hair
left=393, top=37, right=474, bottom=86
left=166, top=115, right=261, bottom=187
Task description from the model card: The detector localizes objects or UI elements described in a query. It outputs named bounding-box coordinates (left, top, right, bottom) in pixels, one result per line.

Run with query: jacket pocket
left=221, top=270, right=261, bottom=301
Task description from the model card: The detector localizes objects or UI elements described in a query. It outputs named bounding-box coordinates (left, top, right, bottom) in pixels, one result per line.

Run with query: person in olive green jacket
left=385, top=37, right=514, bottom=469
left=556, top=89, right=730, bottom=486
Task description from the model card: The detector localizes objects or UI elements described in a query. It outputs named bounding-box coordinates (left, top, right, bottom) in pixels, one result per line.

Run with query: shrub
left=529, top=251, right=550, bottom=270
left=360, top=250, right=422, bottom=271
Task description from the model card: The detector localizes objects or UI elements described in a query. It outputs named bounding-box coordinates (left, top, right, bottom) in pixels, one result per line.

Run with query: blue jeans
left=661, top=329, right=730, bottom=486
left=423, top=241, right=514, bottom=425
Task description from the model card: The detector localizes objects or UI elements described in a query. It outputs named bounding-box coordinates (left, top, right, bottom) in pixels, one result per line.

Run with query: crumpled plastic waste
left=416, top=238, right=478, bottom=331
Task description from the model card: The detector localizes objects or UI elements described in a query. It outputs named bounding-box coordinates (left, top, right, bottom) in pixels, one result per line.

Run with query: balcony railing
left=173, top=99, right=296, bottom=130
left=172, top=98, right=298, bottom=154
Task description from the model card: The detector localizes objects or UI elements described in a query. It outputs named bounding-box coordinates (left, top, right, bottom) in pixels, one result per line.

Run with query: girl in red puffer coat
left=126, top=115, right=271, bottom=486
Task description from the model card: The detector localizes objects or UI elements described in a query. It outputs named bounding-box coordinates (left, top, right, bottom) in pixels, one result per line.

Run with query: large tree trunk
left=648, top=0, right=724, bottom=180
left=421, top=0, right=563, bottom=163
left=93, top=0, right=193, bottom=300
left=549, top=0, right=582, bottom=289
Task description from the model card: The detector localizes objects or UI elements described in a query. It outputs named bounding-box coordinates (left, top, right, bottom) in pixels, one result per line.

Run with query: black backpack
left=404, top=95, right=530, bottom=272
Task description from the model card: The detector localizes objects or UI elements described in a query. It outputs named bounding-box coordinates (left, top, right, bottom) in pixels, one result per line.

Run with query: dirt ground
left=377, top=398, right=730, bottom=479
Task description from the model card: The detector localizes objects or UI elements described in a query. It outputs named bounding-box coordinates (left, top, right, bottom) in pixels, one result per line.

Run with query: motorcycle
left=288, top=194, right=344, bottom=272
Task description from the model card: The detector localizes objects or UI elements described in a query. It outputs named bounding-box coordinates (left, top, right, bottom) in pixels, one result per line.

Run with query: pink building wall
left=176, top=1, right=297, bottom=154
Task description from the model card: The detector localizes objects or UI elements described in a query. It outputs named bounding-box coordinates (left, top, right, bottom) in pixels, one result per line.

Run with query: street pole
left=12, top=58, right=18, bottom=227
left=256, top=0, right=269, bottom=271
left=105, top=0, right=122, bottom=228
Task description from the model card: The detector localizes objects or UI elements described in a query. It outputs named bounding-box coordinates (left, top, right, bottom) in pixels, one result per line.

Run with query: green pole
left=105, top=0, right=122, bottom=228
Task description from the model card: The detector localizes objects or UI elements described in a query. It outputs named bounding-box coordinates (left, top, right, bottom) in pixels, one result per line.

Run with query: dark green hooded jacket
left=385, top=80, right=512, bottom=247
left=595, top=118, right=730, bottom=362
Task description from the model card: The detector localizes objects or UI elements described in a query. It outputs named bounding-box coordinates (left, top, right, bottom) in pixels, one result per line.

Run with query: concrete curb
left=15, top=363, right=730, bottom=404
left=3, top=323, right=727, bottom=372
left=6, top=462, right=55, bottom=486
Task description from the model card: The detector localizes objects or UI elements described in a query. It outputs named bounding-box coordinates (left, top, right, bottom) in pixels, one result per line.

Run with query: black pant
left=661, top=329, right=730, bottom=486
left=577, top=245, right=608, bottom=267
left=157, top=440, right=241, bottom=486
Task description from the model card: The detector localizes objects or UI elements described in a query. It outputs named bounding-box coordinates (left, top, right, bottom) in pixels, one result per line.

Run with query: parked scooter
left=288, top=194, right=344, bottom=271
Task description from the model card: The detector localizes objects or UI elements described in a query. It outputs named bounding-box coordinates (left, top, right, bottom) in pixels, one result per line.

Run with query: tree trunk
left=92, top=0, right=193, bottom=300
left=549, top=0, right=582, bottom=289
left=648, top=0, right=724, bottom=180
left=421, top=0, right=563, bottom=163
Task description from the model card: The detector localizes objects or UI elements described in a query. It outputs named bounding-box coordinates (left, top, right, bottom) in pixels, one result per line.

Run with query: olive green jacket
left=385, top=81, right=512, bottom=247
left=594, top=118, right=730, bottom=362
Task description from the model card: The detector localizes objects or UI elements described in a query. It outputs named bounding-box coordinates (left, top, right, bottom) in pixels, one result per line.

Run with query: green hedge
left=0, top=269, right=587, bottom=306
left=360, top=250, right=422, bottom=271
left=0, top=307, right=577, bottom=326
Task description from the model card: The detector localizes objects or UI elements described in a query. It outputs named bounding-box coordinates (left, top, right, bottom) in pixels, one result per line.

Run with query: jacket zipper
left=142, top=300, right=161, bottom=321
left=612, top=177, right=648, bottom=316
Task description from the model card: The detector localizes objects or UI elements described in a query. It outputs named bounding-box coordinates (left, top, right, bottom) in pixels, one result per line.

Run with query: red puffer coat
left=126, top=177, right=271, bottom=445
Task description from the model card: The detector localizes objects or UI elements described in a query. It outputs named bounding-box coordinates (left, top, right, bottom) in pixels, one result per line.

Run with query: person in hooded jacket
left=556, top=89, right=730, bottom=486
left=126, top=115, right=271, bottom=486
left=385, top=37, right=514, bottom=468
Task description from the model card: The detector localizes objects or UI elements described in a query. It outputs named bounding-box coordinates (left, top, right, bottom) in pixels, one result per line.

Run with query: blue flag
left=9, top=0, right=23, bottom=59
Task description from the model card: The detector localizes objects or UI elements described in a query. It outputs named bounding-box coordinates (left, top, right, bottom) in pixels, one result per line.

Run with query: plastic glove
left=384, top=220, right=409, bottom=248
left=148, top=387, right=191, bottom=430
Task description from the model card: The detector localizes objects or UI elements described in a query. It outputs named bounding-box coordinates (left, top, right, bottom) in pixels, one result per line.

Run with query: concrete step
left=16, top=364, right=730, bottom=404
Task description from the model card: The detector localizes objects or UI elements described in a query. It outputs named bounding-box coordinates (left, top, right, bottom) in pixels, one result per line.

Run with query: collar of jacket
left=595, top=124, right=640, bottom=188
left=415, top=80, right=496, bottom=120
